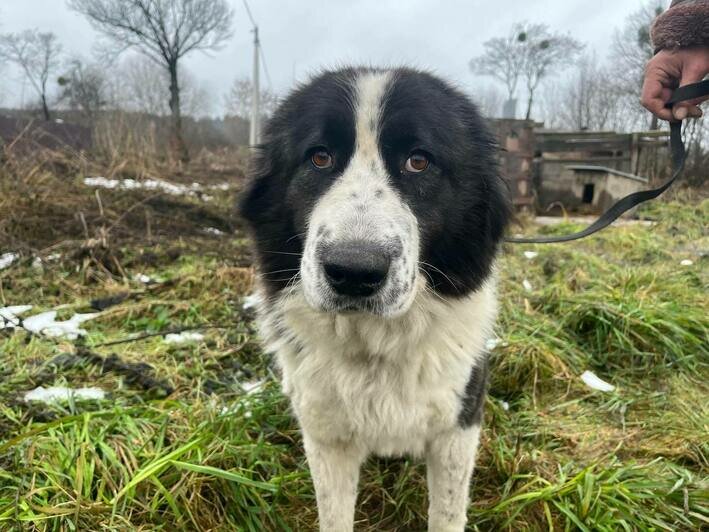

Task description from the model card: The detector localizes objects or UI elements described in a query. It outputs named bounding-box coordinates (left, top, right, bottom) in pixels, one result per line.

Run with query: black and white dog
left=240, top=67, right=510, bottom=531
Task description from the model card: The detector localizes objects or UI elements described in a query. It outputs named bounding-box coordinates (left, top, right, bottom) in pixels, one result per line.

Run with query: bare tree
left=519, top=23, right=583, bottom=120
left=470, top=27, right=527, bottom=103
left=113, top=54, right=212, bottom=118
left=541, top=54, right=643, bottom=132
left=0, top=29, right=62, bottom=120
left=225, top=77, right=279, bottom=120
left=471, top=22, right=582, bottom=120
left=68, top=0, right=233, bottom=161
left=610, top=0, right=665, bottom=130
left=469, top=84, right=505, bottom=118
left=58, top=59, right=108, bottom=120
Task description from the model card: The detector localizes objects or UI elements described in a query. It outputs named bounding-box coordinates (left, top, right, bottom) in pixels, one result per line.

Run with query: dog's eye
left=405, top=151, right=429, bottom=173
left=311, top=149, right=333, bottom=169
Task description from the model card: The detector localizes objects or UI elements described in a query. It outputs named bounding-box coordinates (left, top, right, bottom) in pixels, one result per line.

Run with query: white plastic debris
left=522, top=279, right=533, bottom=292
left=523, top=251, right=538, bottom=260
left=485, top=338, right=500, bottom=351
left=24, top=386, right=105, bottom=403
left=204, top=227, right=224, bottom=235
left=241, top=380, right=264, bottom=394
left=134, top=273, right=152, bottom=284
left=0, top=305, right=33, bottom=329
left=242, top=294, right=262, bottom=310
left=0, top=252, right=19, bottom=270
left=22, top=311, right=98, bottom=340
left=680, top=259, right=693, bottom=266
left=580, top=370, right=615, bottom=392
left=164, top=331, right=204, bottom=344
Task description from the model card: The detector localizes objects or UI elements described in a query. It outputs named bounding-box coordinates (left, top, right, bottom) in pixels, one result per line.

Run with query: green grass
left=1, top=197, right=707, bottom=531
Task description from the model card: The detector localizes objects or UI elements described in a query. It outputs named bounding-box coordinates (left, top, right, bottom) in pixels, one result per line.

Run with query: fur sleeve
left=651, top=0, right=709, bottom=51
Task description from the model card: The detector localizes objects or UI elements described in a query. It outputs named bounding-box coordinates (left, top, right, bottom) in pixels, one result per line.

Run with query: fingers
left=641, top=65, right=675, bottom=121
left=641, top=48, right=709, bottom=122
left=673, top=106, right=702, bottom=120
left=672, top=55, right=708, bottom=120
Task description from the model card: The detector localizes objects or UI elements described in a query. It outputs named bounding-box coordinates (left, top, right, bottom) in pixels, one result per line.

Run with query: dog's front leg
left=425, top=426, right=482, bottom=532
left=303, top=435, right=364, bottom=532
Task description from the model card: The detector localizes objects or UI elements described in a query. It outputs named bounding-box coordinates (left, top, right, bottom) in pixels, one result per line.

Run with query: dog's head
left=240, top=67, right=510, bottom=317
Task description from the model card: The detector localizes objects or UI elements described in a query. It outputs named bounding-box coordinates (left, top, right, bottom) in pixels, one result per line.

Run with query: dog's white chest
left=284, top=344, right=460, bottom=456
left=258, top=278, right=498, bottom=456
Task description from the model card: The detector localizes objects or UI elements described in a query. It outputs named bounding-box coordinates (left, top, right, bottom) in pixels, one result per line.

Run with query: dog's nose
left=322, top=241, right=391, bottom=297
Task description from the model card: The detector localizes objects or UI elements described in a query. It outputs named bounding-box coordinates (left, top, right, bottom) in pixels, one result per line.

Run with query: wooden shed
left=491, top=120, right=670, bottom=215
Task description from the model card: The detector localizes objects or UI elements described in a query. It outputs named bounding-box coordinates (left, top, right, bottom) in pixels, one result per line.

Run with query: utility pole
left=249, top=26, right=261, bottom=146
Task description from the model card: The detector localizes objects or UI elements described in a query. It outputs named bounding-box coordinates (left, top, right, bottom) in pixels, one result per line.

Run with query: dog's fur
left=240, top=67, right=510, bottom=531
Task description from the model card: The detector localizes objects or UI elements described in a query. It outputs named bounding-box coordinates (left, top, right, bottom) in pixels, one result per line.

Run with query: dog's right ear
left=238, top=172, right=268, bottom=225
left=238, top=145, right=278, bottom=226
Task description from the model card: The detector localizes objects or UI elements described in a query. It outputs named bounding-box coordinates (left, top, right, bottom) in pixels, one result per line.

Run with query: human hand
left=641, top=46, right=709, bottom=121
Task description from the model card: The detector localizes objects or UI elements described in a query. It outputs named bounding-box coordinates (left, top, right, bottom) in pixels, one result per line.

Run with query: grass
left=0, top=152, right=707, bottom=530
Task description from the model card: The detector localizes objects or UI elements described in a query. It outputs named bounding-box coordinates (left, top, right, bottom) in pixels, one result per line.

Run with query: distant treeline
left=0, top=107, right=252, bottom=153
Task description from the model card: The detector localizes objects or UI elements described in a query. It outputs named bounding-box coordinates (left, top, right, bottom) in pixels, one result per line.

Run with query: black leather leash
left=505, top=79, right=709, bottom=244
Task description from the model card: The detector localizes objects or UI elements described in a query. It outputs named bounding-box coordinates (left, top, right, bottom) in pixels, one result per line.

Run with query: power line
left=241, top=0, right=272, bottom=89
left=241, top=0, right=256, bottom=28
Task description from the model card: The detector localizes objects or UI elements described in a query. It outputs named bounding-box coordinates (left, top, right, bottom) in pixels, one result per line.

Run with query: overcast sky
left=0, top=0, right=658, bottom=116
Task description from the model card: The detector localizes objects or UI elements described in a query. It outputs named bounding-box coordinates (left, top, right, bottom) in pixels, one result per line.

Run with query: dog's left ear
left=466, top=111, right=512, bottom=247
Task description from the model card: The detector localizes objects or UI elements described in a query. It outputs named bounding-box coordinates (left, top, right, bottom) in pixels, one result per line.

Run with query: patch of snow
left=523, top=251, right=538, bottom=260
left=0, top=252, right=19, bottom=270
left=32, top=257, right=44, bottom=269
left=680, top=259, right=693, bottom=266
left=485, top=337, right=500, bottom=351
left=54, top=118, right=64, bottom=124
left=580, top=370, right=615, bottom=392
left=22, top=311, right=98, bottom=340
left=24, top=386, right=105, bottom=403
left=242, top=294, right=262, bottom=310
left=84, top=176, right=211, bottom=199
left=84, top=176, right=117, bottom=188
left=164, top=331, right=204, bottom=344
left=522, top=279, right=533, bottom=292
left=204, top=227, right=224, bottom=235
left=0, top=305, right=33, bottom=329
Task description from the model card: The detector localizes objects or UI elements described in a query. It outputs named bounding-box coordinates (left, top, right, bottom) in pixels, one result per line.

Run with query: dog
left=239, top=67, right=510, bottom=531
